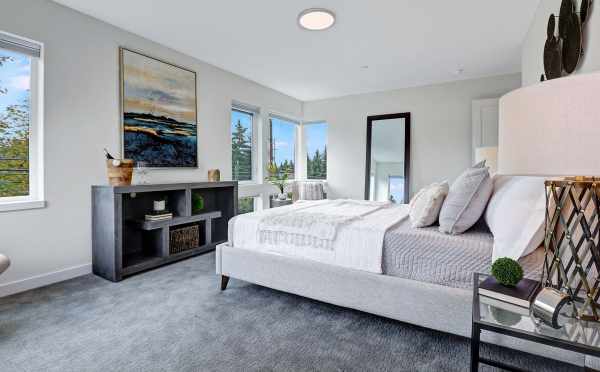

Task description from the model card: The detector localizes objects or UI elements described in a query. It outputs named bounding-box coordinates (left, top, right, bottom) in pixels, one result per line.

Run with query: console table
left=92, top=182, right=237, bottom=281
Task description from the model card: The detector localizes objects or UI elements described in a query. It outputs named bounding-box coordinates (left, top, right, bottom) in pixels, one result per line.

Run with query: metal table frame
left=471, top=273, right=600, bottom=371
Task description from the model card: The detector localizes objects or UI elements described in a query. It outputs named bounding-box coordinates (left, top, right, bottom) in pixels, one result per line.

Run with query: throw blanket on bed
left=258, top=199, right=390, bottom=250
left=229, top=200, right=409, bottom=273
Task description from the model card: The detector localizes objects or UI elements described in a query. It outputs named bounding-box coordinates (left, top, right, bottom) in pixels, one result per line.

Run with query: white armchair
left=291, top=181, right=326, bottom=202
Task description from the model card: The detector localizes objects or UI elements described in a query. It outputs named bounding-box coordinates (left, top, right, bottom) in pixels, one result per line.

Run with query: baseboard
left=0, top=263, right=92, bottom=298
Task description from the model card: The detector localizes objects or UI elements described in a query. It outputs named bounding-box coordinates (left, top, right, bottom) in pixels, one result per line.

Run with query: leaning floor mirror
left=365, top=113, right=411, bottom=204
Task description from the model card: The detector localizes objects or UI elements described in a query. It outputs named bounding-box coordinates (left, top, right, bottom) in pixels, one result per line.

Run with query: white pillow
left=409, top=182, right=449, bottom=228
left=486, top=175, right=546, bottom=261
left=439, top=167, right=493, bottom=234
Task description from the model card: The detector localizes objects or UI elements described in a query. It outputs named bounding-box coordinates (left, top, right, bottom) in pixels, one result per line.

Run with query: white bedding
left=229, top=200, right=409, bottom=273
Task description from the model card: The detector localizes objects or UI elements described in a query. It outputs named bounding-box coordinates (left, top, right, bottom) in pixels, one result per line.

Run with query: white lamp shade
left=475, top=146, right=498, bottom=174
left=498, top=72, right=600, bottom=176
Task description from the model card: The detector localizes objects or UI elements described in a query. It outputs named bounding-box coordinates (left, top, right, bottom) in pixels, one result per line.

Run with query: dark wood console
left=92, top=182, right=237, bottom=281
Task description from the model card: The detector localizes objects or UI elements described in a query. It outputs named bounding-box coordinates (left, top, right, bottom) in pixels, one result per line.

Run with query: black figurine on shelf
left=103, top=148, right=115, bottom=160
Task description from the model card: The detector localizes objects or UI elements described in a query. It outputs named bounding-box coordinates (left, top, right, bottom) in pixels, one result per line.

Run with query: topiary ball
left=491, top=258, right=523, bottom=287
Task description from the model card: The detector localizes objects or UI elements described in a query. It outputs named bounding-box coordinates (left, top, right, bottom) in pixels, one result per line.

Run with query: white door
left=472, top=98, right=499, bottom=163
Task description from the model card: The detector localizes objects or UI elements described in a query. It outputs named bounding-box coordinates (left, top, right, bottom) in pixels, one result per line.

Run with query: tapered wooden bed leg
left=220, top=275, right=230, bottom=291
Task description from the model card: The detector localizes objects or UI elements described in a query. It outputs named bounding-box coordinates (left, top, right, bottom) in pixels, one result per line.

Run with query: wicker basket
left=170, top=225, right=199, bottom=254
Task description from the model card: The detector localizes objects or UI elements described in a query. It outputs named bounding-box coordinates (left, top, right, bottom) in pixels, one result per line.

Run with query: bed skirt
left=216, top=243, right=594, bottom=367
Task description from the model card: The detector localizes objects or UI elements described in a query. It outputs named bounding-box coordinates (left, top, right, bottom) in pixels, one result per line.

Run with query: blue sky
left=0, top=49, right=31, bottom=114
left=389, top=176, right=404, bottom=203
left=305, top=122, right=327, bottom=157
left=271, top=117, right=296, bottom=165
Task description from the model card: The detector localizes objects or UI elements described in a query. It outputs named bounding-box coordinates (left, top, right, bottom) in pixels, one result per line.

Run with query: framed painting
left=120, top=48, right=198, bottom=167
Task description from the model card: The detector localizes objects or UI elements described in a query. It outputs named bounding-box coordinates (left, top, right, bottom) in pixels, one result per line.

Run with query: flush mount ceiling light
left=298, top=8, right=336, bottom=31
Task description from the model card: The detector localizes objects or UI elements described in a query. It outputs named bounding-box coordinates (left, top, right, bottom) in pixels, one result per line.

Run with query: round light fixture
left=298, top=8, right=336, bottom=31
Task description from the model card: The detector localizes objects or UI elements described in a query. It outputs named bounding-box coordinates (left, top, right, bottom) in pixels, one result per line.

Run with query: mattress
left=382, top=218, right=544, bottom=289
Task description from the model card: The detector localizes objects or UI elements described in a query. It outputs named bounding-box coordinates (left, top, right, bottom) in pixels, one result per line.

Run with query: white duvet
left=229, top=199, right=409, bottom=273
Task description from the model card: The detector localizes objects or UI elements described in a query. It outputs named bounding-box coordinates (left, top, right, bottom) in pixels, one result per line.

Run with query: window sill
left=238, top=180, right=259, bottom=186
left=0, top=200, right=46, bottom=212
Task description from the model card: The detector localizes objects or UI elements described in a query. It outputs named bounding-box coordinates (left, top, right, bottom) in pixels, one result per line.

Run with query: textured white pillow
left=486, top=176, right=546, bottom=261
left=439, top=167, right=493, bottom=234
left=409, top=182, right=449, bottom=228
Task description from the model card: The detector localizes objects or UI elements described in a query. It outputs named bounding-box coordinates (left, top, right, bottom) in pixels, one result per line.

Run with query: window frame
left=268, top=113, right=300, bottom=180
left=301, top=120, right=328, bottom=181
left=237, top=195, right=260, bottom=215
left=231, top=102, right=259, bottom=185
left=0, top=31, right=45, bottom=212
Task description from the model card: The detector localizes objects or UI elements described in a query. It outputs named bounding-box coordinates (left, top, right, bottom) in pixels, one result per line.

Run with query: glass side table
left=269, top=197, right=293, bottom=209
left=471, top=273, right=600, bottom=371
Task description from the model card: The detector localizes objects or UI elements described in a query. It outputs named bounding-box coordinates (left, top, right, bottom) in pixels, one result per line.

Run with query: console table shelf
left=128, top=211, right=222, bottom=230
left=92, top=182, right=237, bottom=282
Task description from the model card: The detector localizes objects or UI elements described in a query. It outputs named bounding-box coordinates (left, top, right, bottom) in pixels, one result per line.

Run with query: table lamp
left=475, top=146, right=498, bottom=174
left=498, top=72, right=600, bottom=322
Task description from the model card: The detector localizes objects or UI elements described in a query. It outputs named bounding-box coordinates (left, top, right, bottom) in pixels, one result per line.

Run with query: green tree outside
left=238, top=196, right=255, bottom=215
left=231, top=120, right=252, bottom=181
left=307, top=146, right=327, bottom=180
left=0, top=54, right=30, bottom=197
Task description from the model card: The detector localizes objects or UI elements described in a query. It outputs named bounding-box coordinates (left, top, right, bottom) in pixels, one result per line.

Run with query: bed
left=215, top=199, right=589, bottom=366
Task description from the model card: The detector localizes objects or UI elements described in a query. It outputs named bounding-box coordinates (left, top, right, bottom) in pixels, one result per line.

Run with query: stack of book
left=478, top=276, right=540, bottom=312
left=145, top=210, right=173, bottom=221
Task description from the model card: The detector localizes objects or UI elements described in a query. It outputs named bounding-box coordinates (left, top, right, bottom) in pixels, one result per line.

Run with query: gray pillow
left=439, top=167, right=493, bottom=234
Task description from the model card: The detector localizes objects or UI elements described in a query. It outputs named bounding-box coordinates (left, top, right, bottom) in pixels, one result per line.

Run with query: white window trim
left=236, top=194, right=263, bottom=213
left=267, top=111, right=301, bottom=181
left=301, top=120, right=328, bottom=181
left=235, top=107, right=306, bottom=210
left=0, top=32, right=45, bottom=212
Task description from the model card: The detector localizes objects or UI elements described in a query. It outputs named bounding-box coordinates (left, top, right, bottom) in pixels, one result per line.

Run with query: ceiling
left=53, top=0, right=541, bottom=101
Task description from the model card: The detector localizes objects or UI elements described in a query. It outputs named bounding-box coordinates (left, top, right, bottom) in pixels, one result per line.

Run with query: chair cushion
left=293, top=181, right=325, bottom=201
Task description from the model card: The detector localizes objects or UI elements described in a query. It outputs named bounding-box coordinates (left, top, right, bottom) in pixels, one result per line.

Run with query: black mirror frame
left=364, top=112, right=411, bottom=203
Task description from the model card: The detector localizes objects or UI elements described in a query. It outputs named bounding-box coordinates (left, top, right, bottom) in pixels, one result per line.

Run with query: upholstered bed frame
left=216, top=243, right=599, bottom=368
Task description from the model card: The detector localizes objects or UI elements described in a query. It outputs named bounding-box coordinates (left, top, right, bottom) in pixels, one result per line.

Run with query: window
left=0, top=32, right=43, bottom=210
left=238, top=196, right=258, bottom=214
left=269, top=115, right=297, bottom=179
left=305, top=122, right=327, bottom=180
left=231, top=107, right=254, bottom=181
left=388, top=176, right=404, bottom=204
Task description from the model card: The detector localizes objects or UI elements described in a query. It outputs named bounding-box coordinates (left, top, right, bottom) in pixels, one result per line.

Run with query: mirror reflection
left=365, top=113, right=410, bottom=204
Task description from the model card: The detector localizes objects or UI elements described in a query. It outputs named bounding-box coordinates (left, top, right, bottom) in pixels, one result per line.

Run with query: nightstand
left=270, top=198, right=293, bottom=208
left=471, top=273, right=600, bottom=371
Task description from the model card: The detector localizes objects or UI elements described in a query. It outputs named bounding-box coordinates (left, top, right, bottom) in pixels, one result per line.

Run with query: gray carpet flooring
left=0, top=252, right=578, bottom=372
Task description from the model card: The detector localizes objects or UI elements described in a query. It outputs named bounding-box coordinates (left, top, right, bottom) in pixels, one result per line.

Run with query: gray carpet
left=0, top=252, right=578, bottom=372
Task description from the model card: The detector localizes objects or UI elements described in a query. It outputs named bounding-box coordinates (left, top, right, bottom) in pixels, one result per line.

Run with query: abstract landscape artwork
left=120, top=48, right=197, bottom=167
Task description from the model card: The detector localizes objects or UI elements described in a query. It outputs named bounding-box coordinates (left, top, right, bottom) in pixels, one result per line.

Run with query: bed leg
left=220, top=275, right=230, bottom=291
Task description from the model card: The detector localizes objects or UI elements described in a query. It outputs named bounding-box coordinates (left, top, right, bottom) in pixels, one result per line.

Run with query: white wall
left=303, top=74, right=521, bottom=200
left=0, top=0, right=302, bottom=295
left=522, top=0, right=600, bottom=86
